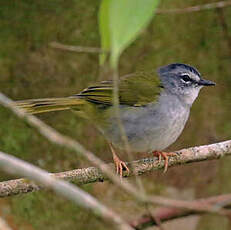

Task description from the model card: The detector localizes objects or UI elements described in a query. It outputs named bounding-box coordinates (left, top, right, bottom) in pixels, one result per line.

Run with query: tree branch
left=156, top=1, right=231, bottom=14
left=0, top=151, right=133, bottom=230
left=50, top=41, right=107, bottom=53
left=0, top=139, right=231, bottom=198
left=130, top=194, right=231, bottom=229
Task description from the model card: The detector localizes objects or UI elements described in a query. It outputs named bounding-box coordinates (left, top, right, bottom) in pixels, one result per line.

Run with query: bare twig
left=50, top=41, right=107, bottom=54
left=0, top=151, right=132, bottom=230
left=145, top=204, right=165, bottom=230
left=0, top=139, right=231, bottom=198
left=49, top=2, right=231, bottom=56
left=111, top=69, right=146, bottom=194
left=156, top=1, right=231, bottom=14
left=0, top=92, right=230, bottom=216
left=49, top=2, right=231, bottom=57
left=130, top=194, right=231, bottom=229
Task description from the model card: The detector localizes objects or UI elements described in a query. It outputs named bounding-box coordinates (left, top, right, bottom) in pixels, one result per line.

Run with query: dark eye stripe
left=181, top=74, right=191, bottom=82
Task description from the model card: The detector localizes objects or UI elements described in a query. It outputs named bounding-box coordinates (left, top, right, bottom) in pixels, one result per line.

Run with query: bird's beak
left=198, top=78, right=216, bottom=86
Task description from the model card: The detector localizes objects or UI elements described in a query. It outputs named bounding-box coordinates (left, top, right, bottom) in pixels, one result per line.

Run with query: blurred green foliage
left=0, top=0, right=231, bottom=229
left=11, top=190, right=107, bottom=230
left=99, top=0, right=159, bottom=67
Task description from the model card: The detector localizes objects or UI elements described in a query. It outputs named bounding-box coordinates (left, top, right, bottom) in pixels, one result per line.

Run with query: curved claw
left=115, top=159, right=130, bottom=178
left=153, top=151, right=177, bottom=173
left=109, top=143, right=130, bottom=177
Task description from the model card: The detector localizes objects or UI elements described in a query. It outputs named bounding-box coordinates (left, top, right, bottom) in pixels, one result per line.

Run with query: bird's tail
left=12, top=97, right=84, bottom=114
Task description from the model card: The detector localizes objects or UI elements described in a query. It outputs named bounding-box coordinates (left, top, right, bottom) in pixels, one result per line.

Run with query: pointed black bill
left=198, top=79, right=216, bottom=86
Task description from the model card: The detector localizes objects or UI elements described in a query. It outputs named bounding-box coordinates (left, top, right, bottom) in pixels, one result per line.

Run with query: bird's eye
left=181, top=74, right=191, bottom=83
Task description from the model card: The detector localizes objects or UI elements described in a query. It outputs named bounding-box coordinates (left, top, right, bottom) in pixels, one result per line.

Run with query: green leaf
left=98, top=0, right=110, bottom=65
left=109, top=0, right=160, bottom=68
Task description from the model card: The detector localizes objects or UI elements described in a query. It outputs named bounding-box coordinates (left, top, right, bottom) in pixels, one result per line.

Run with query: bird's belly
left=141, top=115, right=187, bottom=151
left=104, top=103, right=190, bottom=152
left=126, top=114, right=188, bottom=152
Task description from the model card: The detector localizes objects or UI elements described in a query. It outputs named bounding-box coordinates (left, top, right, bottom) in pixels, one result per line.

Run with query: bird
left=13, top=63, right=215, bottom=176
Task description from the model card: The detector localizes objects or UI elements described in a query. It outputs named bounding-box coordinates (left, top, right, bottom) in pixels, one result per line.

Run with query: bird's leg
left=152, top=151, right=177, bottom=173
left=109, top=143, right=130, bottom=177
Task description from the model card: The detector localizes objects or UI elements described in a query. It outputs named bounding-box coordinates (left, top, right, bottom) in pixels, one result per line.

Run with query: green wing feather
left=76, top=72, right=162, bottom=107
left=13, top=72, right=162, bottom=116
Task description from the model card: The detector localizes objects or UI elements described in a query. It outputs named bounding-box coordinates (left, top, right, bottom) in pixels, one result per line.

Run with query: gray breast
left=104, top=92, right=190, bottom=152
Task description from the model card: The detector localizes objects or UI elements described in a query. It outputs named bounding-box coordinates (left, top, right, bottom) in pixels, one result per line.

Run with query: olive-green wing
left=75, top=72, right=162, bottom=107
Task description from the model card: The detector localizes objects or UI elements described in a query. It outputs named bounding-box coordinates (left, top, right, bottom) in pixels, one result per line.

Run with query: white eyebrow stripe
left=190, top=73, right=200, bottom=82
left=181, top=73, right=200, bottom=82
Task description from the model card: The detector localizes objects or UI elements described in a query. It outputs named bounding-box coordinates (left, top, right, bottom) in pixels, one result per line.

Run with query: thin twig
left=156, top=1, right=231, bottom=14
left=0, top=92, right=230, bottom=216
left=145, top=204, right=165, bottom=230
left=130, top=194, right=231, bottom=229
left=0, top=151, right=132, bottom=230
left=50, top=41, right=107, bottom=54
left=49, top=2, right=231, bottom=56
left=111, top=69, right=146, bottom=195
left=48, top=2, right=231, bottom=56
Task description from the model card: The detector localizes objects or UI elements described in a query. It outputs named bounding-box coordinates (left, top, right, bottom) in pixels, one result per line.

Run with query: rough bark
left=0, top=140, right=231, bottom=197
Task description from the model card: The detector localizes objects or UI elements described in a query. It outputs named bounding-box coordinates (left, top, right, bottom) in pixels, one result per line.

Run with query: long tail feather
left=12, top=97, right=84, bottom=114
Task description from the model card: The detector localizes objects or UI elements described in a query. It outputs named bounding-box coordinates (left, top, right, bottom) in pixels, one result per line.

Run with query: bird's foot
left=152, top=151, right=177, bottom=173
left=113, top=154, right=130, bottom=177
left=109, top=143, right=130, bottom=177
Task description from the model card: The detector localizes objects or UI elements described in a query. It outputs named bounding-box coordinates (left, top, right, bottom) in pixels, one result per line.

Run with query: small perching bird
left=13, top=63, right=215, bottom=176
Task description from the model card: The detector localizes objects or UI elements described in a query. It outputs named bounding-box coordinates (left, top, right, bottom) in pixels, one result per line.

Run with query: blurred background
left=0, top=0, right=231, bottom=229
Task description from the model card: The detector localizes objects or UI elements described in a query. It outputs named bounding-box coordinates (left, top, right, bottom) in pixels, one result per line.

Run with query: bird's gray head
left=158, top=63, right=215, bottom=106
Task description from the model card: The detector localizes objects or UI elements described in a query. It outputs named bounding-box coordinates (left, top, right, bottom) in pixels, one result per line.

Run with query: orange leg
left=153, top=151, right=177, bottom=173
left=109, top=143, right=130, bottom=177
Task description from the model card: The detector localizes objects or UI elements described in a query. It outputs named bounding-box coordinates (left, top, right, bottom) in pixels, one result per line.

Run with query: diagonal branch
left=0, top=139, right=231, bottom=198
left=0, top=151, right=132, bottom=230
left=130, top=194, right=231, bottom=229
left=49, top=2, right=231, bottom=56
left=156, top=1, right=231, bottom=14
left=50, top=41, right=106, bottom=53
left=0, top=92, right=230, bottom=216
